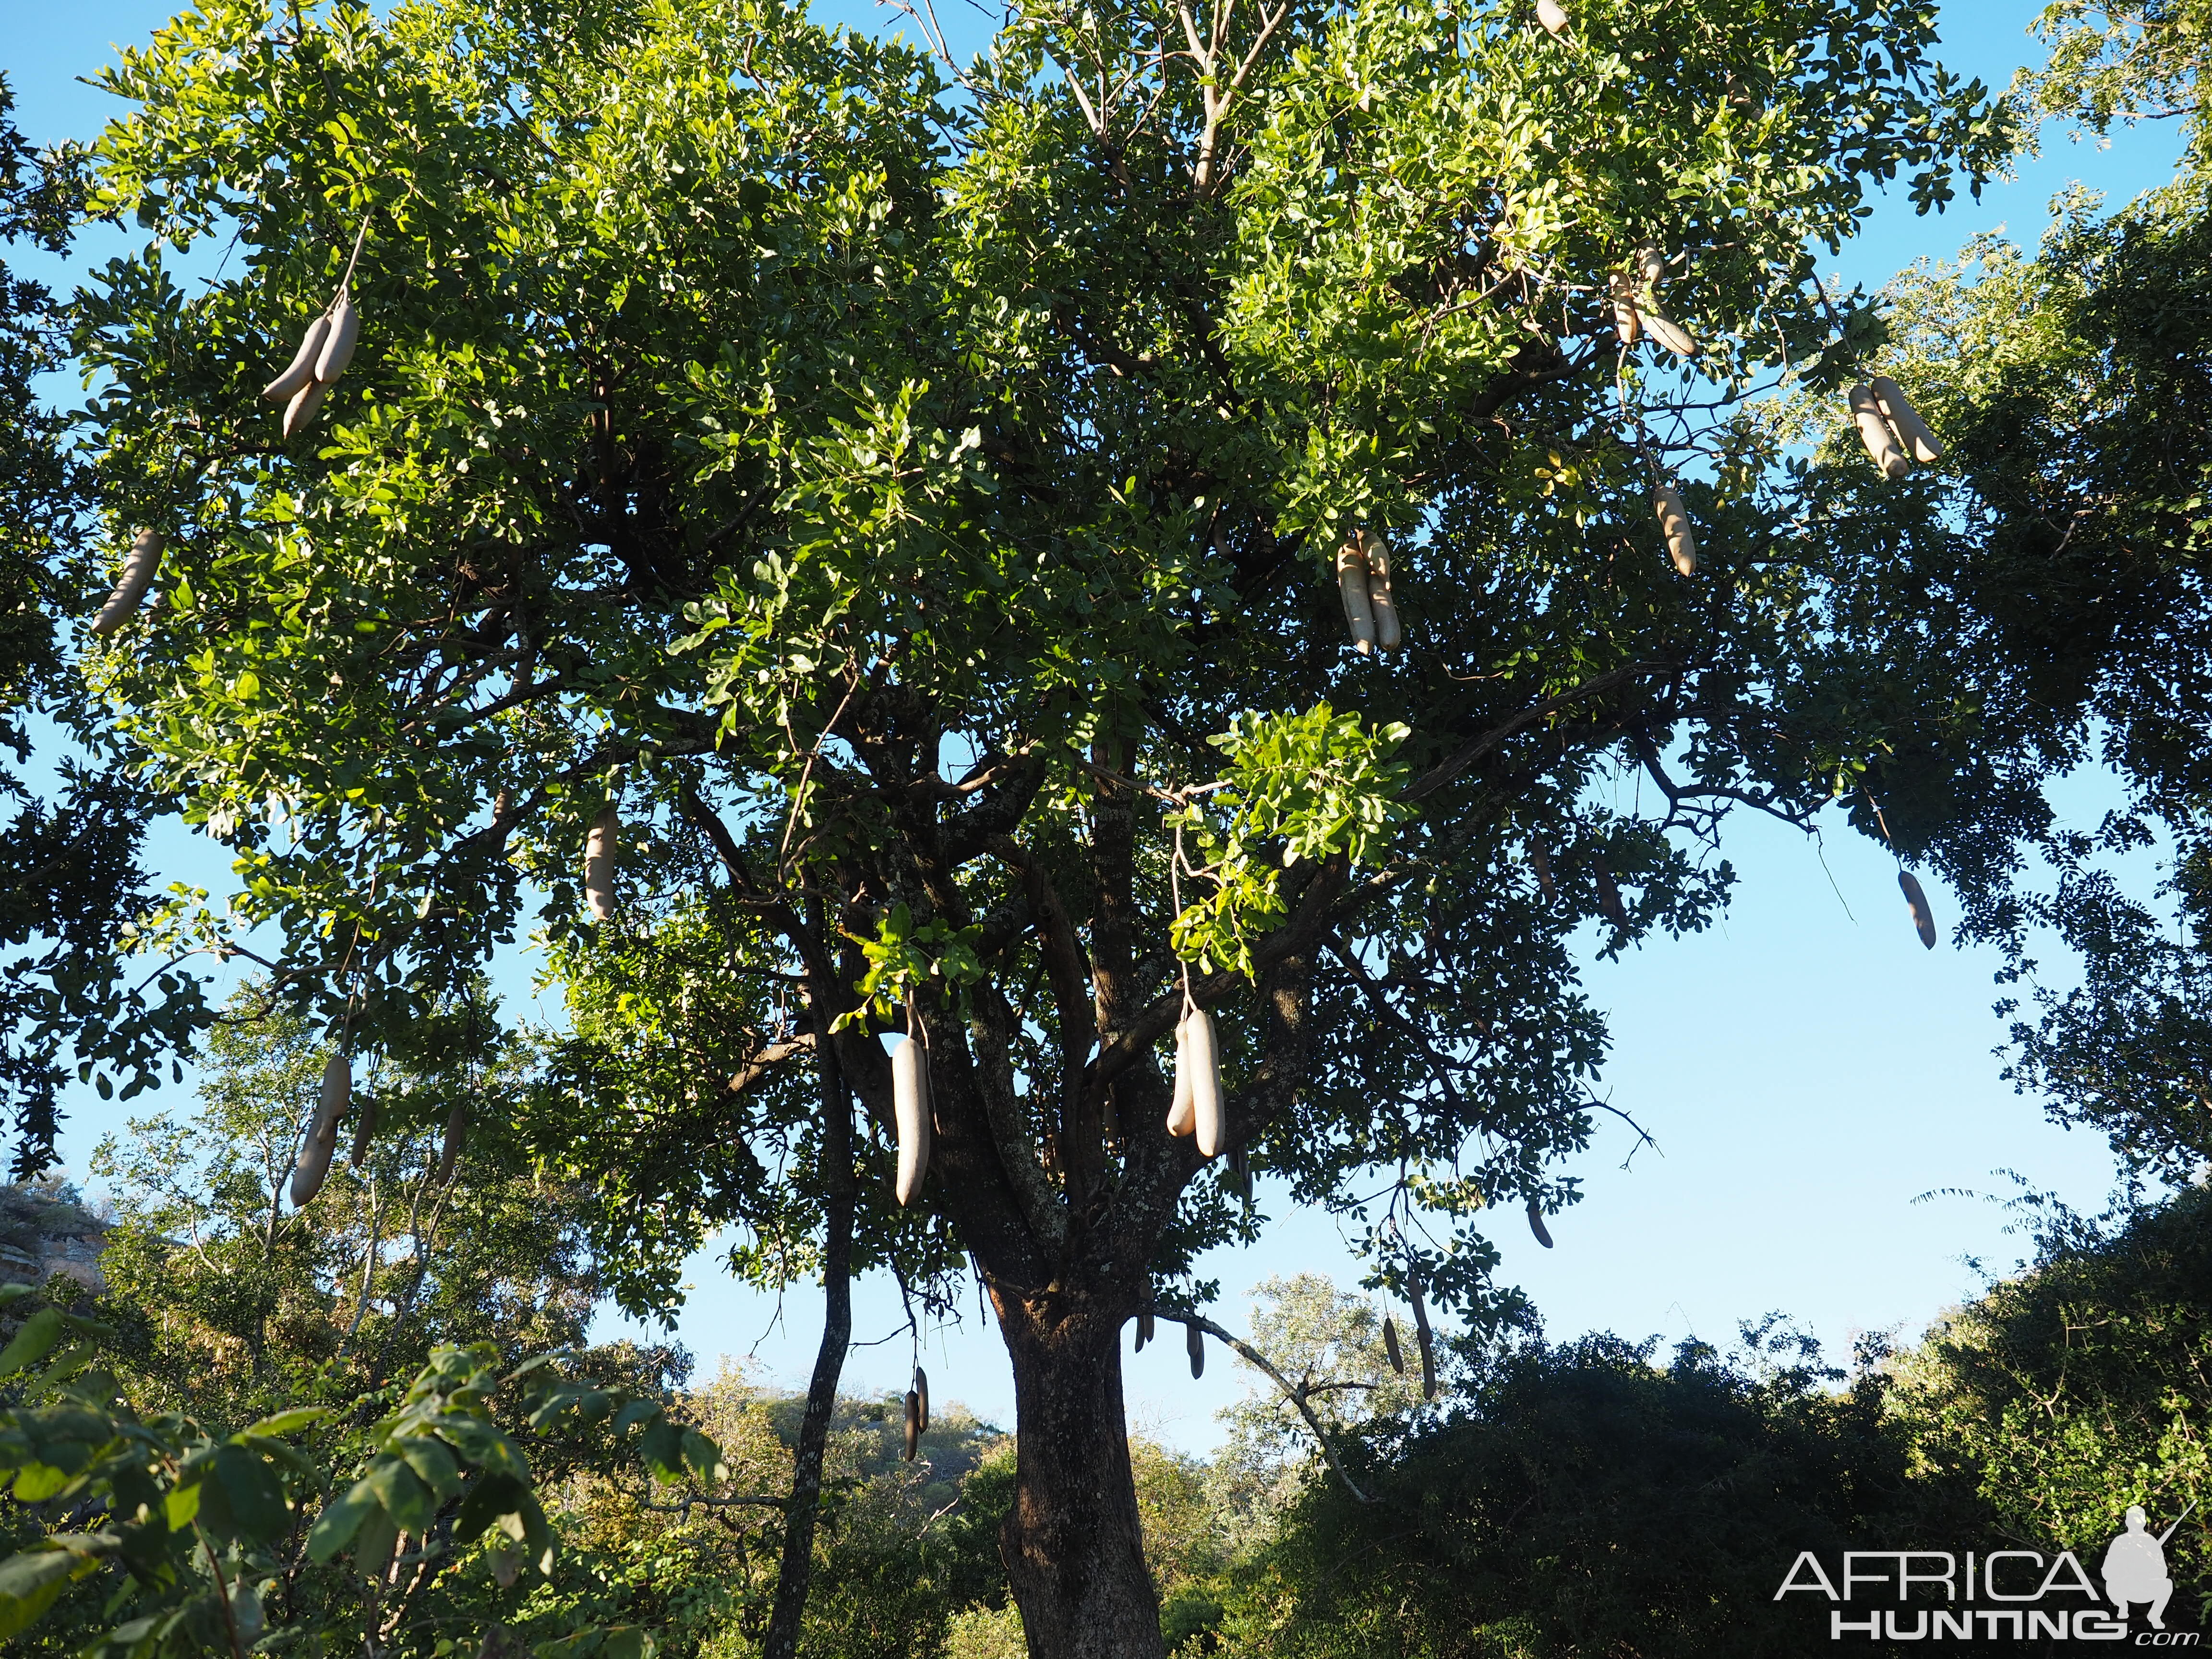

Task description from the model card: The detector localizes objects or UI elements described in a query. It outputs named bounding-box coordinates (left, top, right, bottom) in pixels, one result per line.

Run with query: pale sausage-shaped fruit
left=91, top=529, right=166, bottom=638
left=262, top=313, right=332, bottom=401
left=1536, top=0, right=1568, bottom=34
left=1849, top=384, right=1909, bottom=480
left=1609, top=274, right=1640, bottom=345
left=1383, top=1314, right=1405, bottom=1374
left=1187, top=1320, right=1205, bottom=1379
left=1527, top=1199, right=1554, bottom=1249
left=902, top=1390, right=920, bottom=1461
left=438, top=1099, right=466, bottom=1185
left=892, top=1034, right=932, bottom=1205
left=1136, top=1308, right=1154, bottom=1350
left=315, top=294, right=360, bottom=384
left=1336, top=540, right=1377, bottom=653
left=290, top=1053, right=351, bottom=1206
left=282, top=378, right=328, bottom=440
left=348, top=1092, right=379, bottom=1170
left=1640, top=311, right=1699, bottom=358
left=1870, top=376, right=1943, bottom=464
left=1362, top=530, right=1403, bottom=650
left=1181, top=1009, right=1224, bottom=1159
left=1166, top=1019, right=1196, bottom=1138
left=1636, top=243, right=1665, bottom=287
left=1654, top=482, right=1696, bottom=576
left=1898, top=870, right=1937, bottom=950
left=914, top=1366, right=930, bottom=1433
left=1408, top=1281, right=1437, bottom=1400
left=584, top=805, right=619, bottom=921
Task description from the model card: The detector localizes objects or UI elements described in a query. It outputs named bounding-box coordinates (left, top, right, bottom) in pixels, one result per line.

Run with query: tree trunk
left=762, top=980, right=855, bottom=1659
left=997, top=1293, right=1163, bottom=1659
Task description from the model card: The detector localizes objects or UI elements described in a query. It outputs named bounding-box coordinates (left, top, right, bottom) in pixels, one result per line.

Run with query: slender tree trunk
left=762, top=967, right=856, bottom=1659
left=997, top=1292, right=1163, bottom=1659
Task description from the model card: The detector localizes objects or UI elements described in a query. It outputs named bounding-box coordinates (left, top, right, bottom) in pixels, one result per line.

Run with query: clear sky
left=1, top=0, right=2186, bottom=1452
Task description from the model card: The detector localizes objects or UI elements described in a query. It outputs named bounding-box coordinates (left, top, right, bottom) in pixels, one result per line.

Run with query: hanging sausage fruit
left=1335, top=538, right=1378, bottom=653
left=1168, top=1008, right=1224, bottom=1158
left=1653, top=481, right=1696, bottom=576
left=913, top=1366, right=931, bottom=1433
left=1847, top=384, right=1910, bottom=480
left=90, top=529, right=167, bottom=638
left=1536, top=0, right=1569, bottom=34
left=1135, top=1307, right=1154, bottom=1352
left=902, top=1388, right=921, bottom=1461
left=291, top=1051, right=352, bottom=1206
left=1360, top=530, right=1404, bottom=650
left=1526, top=1199, right=1555, bottom=1249
left=892, top=1033, right=932, bottom=1204
left=584, top=805, right=620, bottom=921
left=1407, top=1280, right=1438, bottom=1401
left=1639, top=311, right=1699, bottom=359
left=1870, top=376, right=1944, bottom=464
left=438, top=1099, right=467, bottom=1185
left=1898, top=870, right=1938, bottom=950
left=1609, top=273, right=1641, bottom=344
left=1383, top=1313, right=1406, bottom=1375
left=1187, top=1320, right=1206, bottom=1379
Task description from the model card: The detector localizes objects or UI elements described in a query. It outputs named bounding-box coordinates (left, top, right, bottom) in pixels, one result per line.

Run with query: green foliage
left=0, top=1293, right=719, bottom=1658
left=1887, top=1184, right=2212, bottom=1611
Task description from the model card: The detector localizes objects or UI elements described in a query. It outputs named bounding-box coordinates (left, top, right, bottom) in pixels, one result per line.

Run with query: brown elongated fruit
left=290, top=1053, right=351, bottom=1206
left=1848, top=384, right=1909, bottom=480
left=1383, top=1314, right=1406, bottom=1374
left=1527, top=1198, right=1555, bottom=1249
left=1166, top=1019, right=1196, bottom=1138
left=1336, top=539, right=1377, bottom=653
left=1408, top=1281, right=1437, bottom=1401
left=1361, top=530, right=1403, bottom=650
left=1609, top=274, right=1640, bottom=345
left=262, top=313, right=332, bottom=401
left=1898, top=870, right=1938, bottom=950
left=438, top=1099, right=467, bottom=1185
left=1528, top=837, right=1558, bottom=901
left=1640, top=311, right=1699, bottom=358
left=1595, top=862, right=1630, bottom=930
left=1187, top=1320, right=1205, bottom=1379
left=1136, top=1307, right=1154, bottom=1350
left=892, top=1034, right=932, bottom=1204
left=584, top=805, right=619, bottom=921
left=1870, top=376, right=1943, bottom=464
left=1181, top=1009, right=1224, bottom=1159
left=90, top=529, right=166, bottom=638
left=914, top=1366, right=930, bottom=1433
left=902, top=1390, right=920, bottom=1461
left=1536, top=0, right=1569, bottom=34
left=315, top=294, right=360, bottom=384
left=1654, top=481, right=1696, bottom=576
left=282, top=378, right=328, bottom=440
left=348, top=1092, right=379, bottom=1171
left=1636, top=243, right=1666, bottom=287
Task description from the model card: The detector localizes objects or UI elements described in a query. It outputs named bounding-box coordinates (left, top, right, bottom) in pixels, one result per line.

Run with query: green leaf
left=0, top=1309, right=65, bottom=1378
left=0, top=1540, right=100, bottom=1639
left=394, top=1434, right=461, bottom=1499
left=637, top=1417, right=683, bottom=1482
left=451, top=1470, right=526, bottom=1545
left=209, top=1443, right=288, bottom=1540
left=364, top=1455, right=436, bottom=1534
left=163, top=1480, right=202, bottom=1532
left=305, top=1479, right=379, bottom=1563
left=240, top=1407, right=329, bottom=1438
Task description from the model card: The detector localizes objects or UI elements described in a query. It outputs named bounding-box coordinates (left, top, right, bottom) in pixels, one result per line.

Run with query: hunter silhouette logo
left=1775, top=1501, right=2201, bottom=1642
left=2104, top=1503, right=2194, bottom=1632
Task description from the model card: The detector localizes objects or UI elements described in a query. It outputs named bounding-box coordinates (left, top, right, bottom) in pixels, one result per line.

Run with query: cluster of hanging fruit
left=1848, top=376, right=1942, bottom=479
left=288, top=1041, right=468, bottom=1205
left=1163, top=1006, right=1224, bottom=1156
left=902, top=1366, right=929, bottom=1461
left=1130, top=1306, right=1208, bottom=1378
left=262, top=284, right=361, bottom=440
left=1381, top=1281, right=1439, bottom=1400
left=1335, top=529, right=1403, bottom=653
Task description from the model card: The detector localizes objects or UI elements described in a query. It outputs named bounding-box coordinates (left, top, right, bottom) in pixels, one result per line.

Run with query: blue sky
left=1, top=0, right=2187, bottom=1451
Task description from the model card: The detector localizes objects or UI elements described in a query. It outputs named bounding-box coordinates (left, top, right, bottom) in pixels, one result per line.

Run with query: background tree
left=67, top=0, right=2015, bottom=1650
